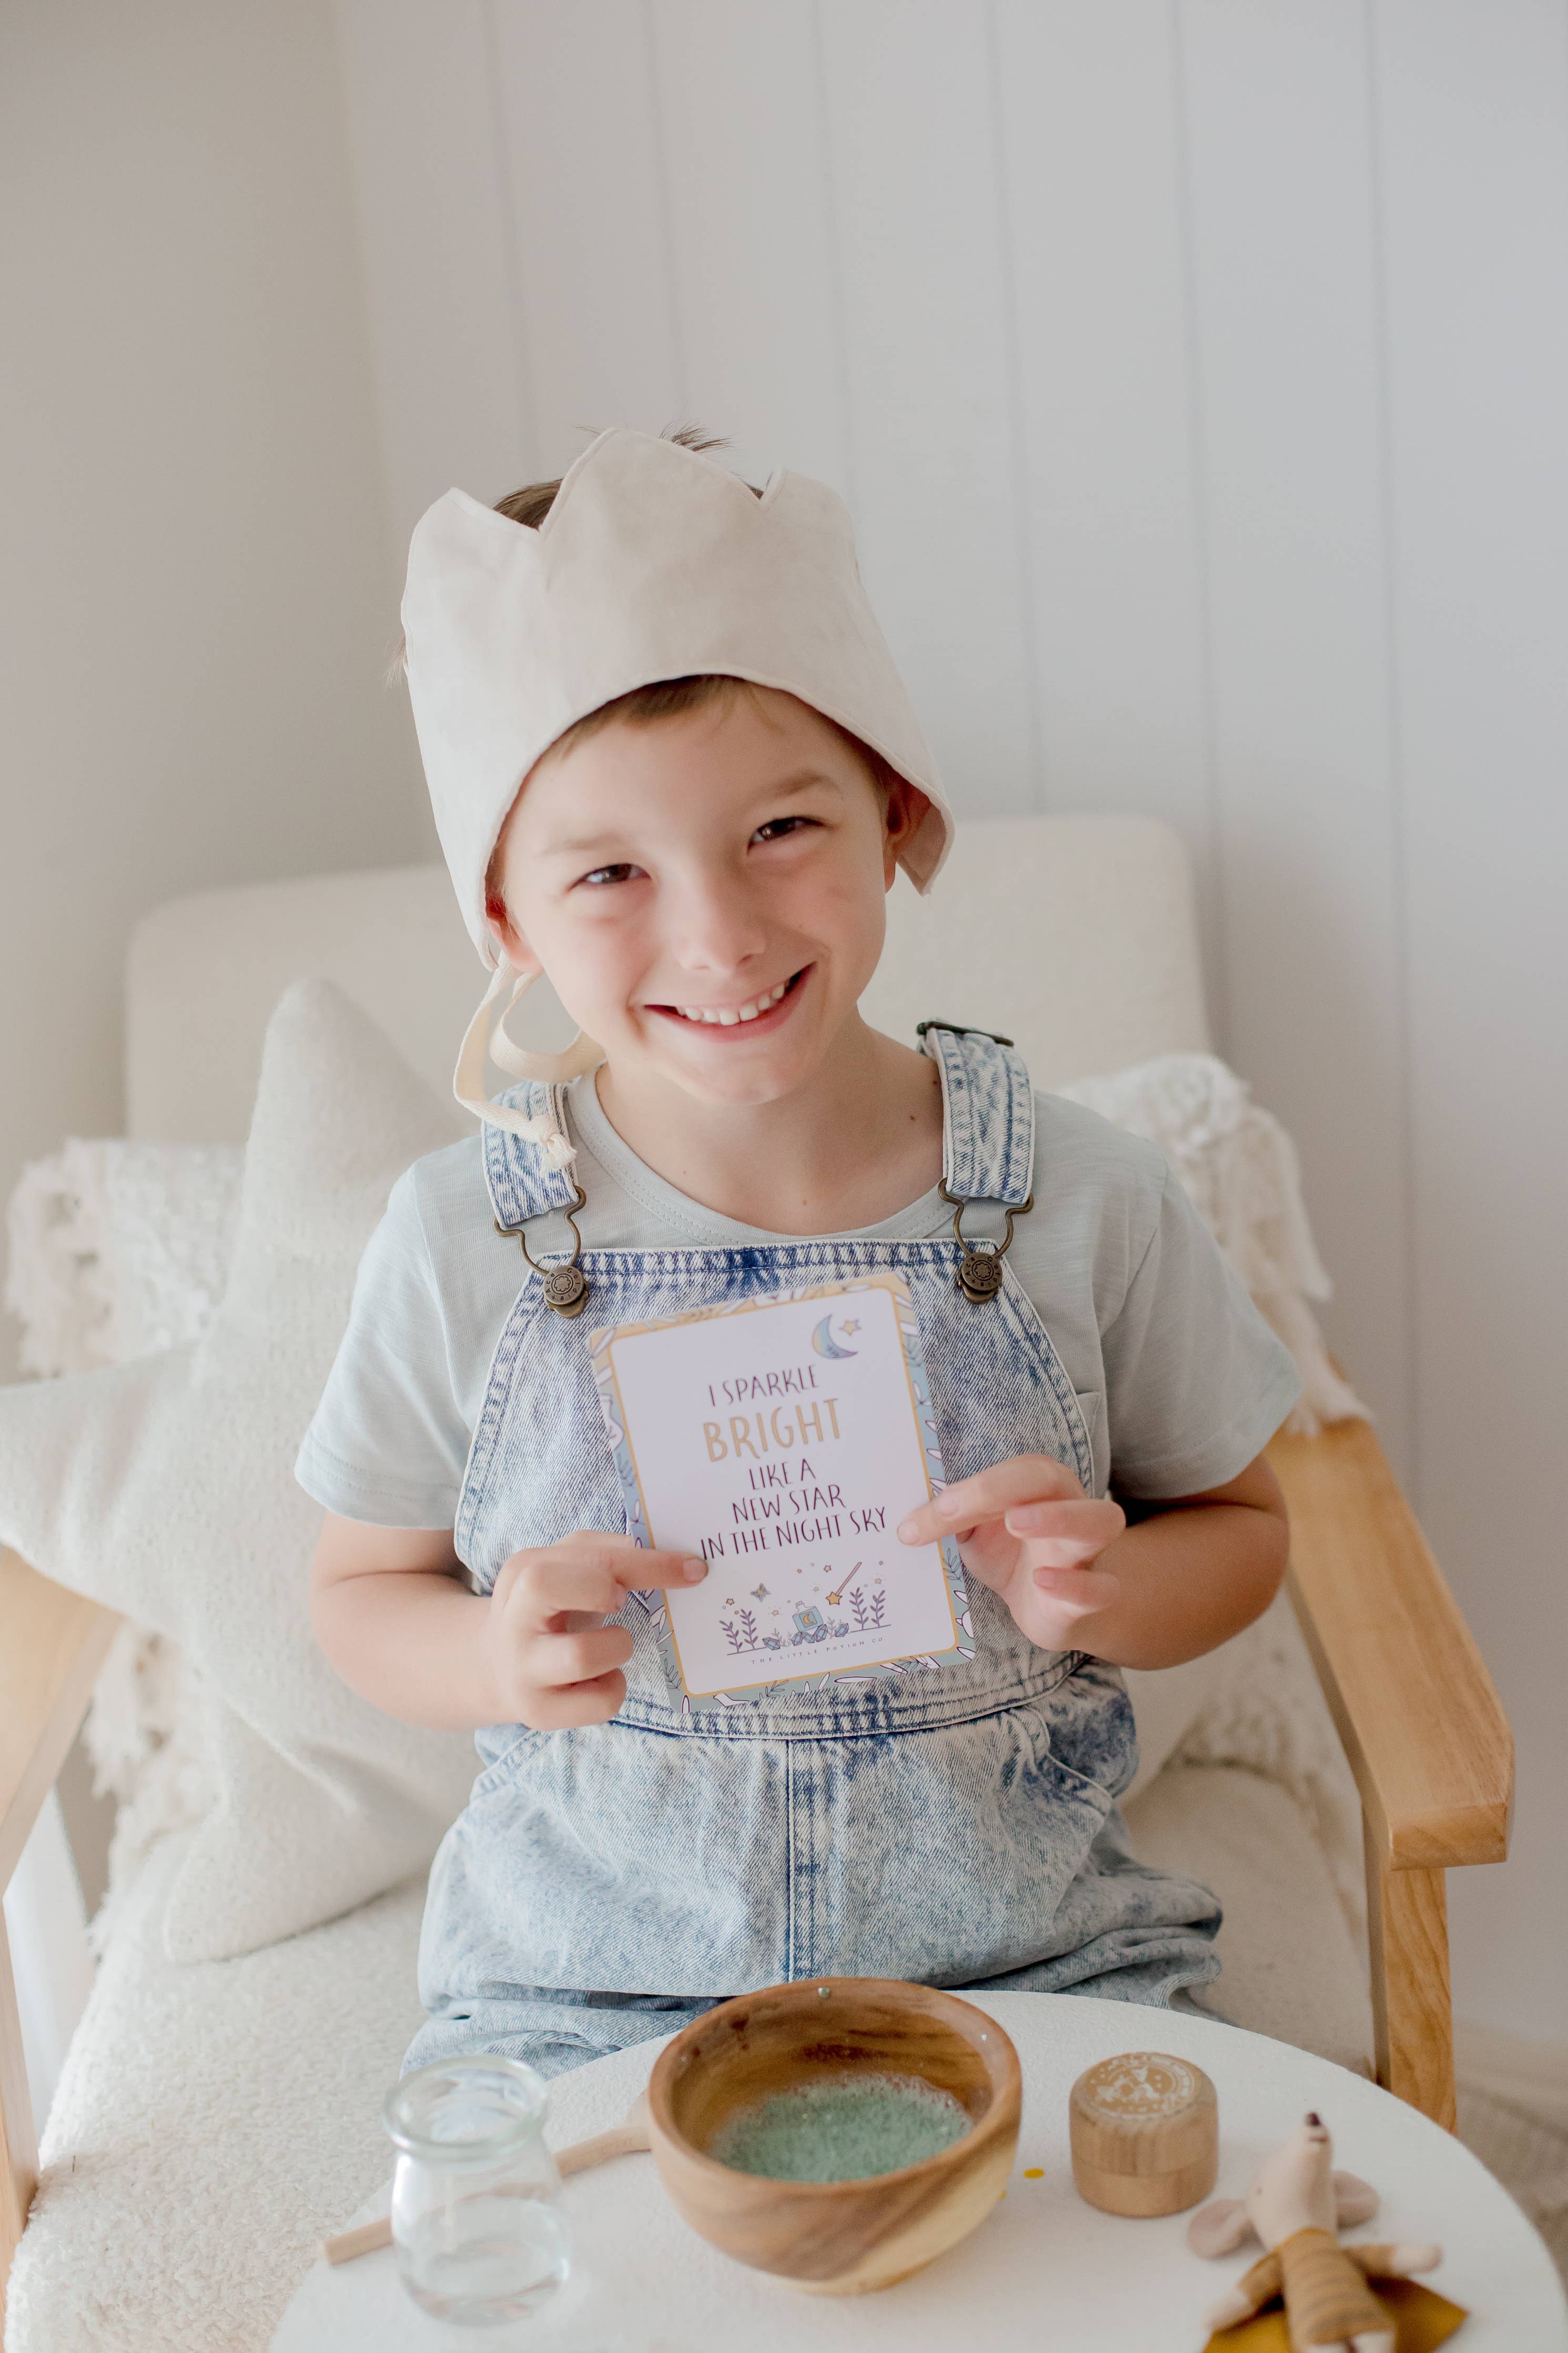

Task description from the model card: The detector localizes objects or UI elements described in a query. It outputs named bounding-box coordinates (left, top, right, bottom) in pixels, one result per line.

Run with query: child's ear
left=882, top=778, right=931, bottom=888
left=484, top=894, right=542, bottom=980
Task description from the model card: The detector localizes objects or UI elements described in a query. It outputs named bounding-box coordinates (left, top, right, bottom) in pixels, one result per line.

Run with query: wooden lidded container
left=1068, top=2051, right=1218, bottom=2217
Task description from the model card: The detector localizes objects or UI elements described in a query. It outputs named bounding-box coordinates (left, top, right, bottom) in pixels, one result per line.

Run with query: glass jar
left=383, top=2055, right=569, bottom=2325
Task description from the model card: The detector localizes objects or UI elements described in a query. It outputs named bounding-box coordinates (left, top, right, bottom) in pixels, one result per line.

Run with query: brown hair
left=492, top=421, right=746, bottom=529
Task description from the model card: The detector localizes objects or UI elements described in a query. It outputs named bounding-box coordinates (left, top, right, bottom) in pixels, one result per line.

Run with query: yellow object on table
left=1204, top=2273, right=1469, bottom=2351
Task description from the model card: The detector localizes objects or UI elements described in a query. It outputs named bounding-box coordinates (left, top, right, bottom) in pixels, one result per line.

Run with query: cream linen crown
left=400, top=428, right=954, bottom=1144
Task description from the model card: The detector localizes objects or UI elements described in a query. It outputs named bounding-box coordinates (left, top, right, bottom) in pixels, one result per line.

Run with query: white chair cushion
left=6, top=1831, right=427, bottom=2353
left=7, top=1761, right=1371, bottom=2353
left=1125, top=1764, right=1372, bottom=2077
left=863, top=813, right=1212, bottom=1085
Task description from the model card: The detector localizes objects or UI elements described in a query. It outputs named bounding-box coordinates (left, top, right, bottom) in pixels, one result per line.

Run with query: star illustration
left=841, top=1318, right=860, bottom=1335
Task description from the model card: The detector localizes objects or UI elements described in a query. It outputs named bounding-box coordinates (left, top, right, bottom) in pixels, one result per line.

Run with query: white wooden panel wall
left=1370, top=0, right=1568, bottom=2045
left=331, top=0, right=1568, bottom=2042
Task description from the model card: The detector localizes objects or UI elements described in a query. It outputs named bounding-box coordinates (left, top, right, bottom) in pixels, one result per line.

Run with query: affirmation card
left=588, top=1272, right=972, bottom=1702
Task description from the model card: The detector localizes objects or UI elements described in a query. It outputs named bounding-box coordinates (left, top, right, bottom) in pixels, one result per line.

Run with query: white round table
left=272, top=1994, right=1566, bottom=2352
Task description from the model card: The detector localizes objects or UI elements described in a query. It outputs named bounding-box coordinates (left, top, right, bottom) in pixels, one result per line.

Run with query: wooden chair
left=0, top=823, right=1514, bottom=2326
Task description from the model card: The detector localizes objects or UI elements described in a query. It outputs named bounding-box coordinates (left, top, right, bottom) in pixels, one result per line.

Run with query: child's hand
left=897, top=1455, right=1126, bottom=1654
left=488, top=1532, right=707, bottom=1728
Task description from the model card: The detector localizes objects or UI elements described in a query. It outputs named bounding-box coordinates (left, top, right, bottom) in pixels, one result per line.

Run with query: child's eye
left=575, top=862, right=644, bottom=889
left=751, top=816, right=818, bottom=845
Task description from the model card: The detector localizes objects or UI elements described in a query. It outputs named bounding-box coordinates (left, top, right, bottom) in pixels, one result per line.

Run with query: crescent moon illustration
left=810, top=1314, right=858, bottom=1360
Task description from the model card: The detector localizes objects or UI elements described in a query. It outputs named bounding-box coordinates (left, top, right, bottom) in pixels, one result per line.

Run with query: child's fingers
left=897, top=1455, right=1084, bottom=1545
left=561, top=1531, right=708, bottom=1588
left=517, top=1670, right=629, bottom=1730
left=1006, top=1497, right=1126, bottom=1560
left=510, top=1541, right=705, bottom=1624
left=1029, top=1563, right=1120, bottom=1615
left=524, top=1623, right=635, bottom=1692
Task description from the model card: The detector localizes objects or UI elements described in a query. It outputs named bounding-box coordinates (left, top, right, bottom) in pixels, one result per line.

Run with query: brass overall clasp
left=938, top=1179, right=1033, bottom=1305
left=495, top=1183, right=591, bottom=1318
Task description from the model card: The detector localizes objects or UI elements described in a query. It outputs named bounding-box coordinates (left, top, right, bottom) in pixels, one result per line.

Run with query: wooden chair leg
left=1364, top=1823, right=1455, bottom=2131
left=1, top=1907, right=40, bottom=2332
left=1, top=1557, right=117, bottom=2324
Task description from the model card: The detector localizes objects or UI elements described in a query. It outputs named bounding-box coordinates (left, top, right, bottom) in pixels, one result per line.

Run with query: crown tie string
left=453, top=964, right=602, bottom=1160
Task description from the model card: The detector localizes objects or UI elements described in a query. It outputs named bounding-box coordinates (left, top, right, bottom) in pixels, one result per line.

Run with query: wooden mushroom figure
left=1187, top=2113, right=1442, bottom=2353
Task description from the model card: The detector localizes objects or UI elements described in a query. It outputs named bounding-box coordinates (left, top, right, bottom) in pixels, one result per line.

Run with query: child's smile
left=650, top=963, right=809, bottom=1035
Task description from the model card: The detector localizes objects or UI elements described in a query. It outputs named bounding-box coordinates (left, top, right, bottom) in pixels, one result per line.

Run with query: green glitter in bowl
left=708, top=2072, right=972, bottom=2183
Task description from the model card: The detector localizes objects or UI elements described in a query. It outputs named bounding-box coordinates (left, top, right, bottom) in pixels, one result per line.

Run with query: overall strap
left=483, top=1034, right=1035, bottom=1223
left=922, top=1025, right=1035, bottom=1206
left=481, top=1083, right=582, bottom=1228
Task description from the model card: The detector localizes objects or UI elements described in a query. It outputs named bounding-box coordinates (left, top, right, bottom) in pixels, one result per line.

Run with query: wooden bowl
left=645, top=1976, right=1021, bottom=2295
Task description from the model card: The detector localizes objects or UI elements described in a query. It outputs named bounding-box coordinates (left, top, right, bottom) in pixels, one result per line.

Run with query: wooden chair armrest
left=1267, top=1417, right=1512, bottom=1873
left=1, top=1546, right=118, bottom=2307
left=1268, top=1416, right=1512, bottom=2130
left=1, top=1548, right=118, bottom=1892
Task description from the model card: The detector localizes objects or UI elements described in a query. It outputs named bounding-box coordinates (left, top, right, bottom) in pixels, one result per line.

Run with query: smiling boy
left=299, top=428, right=1299, bottom=2079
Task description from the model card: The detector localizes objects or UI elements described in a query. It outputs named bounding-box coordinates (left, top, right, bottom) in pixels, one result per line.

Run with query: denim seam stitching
left=784, top=1741, right=796, bottom=1980
left=563, top=1240, right=962, bottom=1278
left=456, top=1283, right=545, bottom=1561
left=995, top=1266, right=1096, bottom=1494
left=1003, top=1047, right=1035, bottom=1200
left=605, top=1650, right=1086, bottom=1743
left=935, top=1029, right=977, bottom=1196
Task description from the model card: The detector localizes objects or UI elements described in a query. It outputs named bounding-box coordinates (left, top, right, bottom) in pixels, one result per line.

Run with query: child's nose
left=669, top=878, right=769, bottom=972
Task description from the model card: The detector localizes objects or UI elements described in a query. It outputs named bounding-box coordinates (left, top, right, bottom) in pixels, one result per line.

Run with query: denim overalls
left=406, top=1029, right=1221, bottom=2079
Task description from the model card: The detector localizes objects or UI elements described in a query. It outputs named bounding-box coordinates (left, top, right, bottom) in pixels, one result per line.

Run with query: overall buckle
left=914, top=1018, right=1015, bottom=1049
left=495, top=1184, right=591, bottom=1318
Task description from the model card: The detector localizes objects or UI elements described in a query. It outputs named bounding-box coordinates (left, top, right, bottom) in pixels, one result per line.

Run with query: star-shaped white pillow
left=0, top=980, right=480, bottom=1962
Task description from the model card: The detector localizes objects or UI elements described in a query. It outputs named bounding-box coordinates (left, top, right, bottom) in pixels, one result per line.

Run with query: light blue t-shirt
left=296, top=1073, right=1300, bottom=1530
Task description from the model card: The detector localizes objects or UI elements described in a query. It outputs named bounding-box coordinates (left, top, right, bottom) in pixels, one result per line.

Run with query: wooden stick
left=319, top=2106, right=651, bottom=2265
left=321, top=2215, right=392, bottom=2266
left=556, top=2118, right=650, bottom=2177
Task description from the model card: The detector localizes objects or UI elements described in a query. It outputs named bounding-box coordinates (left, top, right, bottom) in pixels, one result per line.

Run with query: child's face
left=489, top=685, right=923, bottom=1109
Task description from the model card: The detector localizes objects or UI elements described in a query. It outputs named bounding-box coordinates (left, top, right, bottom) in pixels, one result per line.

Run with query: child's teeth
left=677, top=977, right=794, bottom=1024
